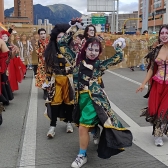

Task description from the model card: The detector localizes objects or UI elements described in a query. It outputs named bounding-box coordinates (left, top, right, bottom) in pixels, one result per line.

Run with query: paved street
left=0, top=68, right=168, bottom=168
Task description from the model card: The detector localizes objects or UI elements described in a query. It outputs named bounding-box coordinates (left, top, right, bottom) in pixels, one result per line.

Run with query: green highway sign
left=91, top=17, right=106, bottom=24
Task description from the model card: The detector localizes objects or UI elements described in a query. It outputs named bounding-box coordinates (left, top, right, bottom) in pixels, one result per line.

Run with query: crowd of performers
left=1, top=18, right=168, bottom=168
left=33, top=18, right=133, bottom=168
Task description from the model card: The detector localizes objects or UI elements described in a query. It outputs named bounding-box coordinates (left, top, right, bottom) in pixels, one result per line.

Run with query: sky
left=4, top=0, right=138, bottom=14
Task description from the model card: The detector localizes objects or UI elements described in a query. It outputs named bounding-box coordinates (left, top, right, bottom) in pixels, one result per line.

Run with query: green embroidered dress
left=58, top=30, right=132, bottom=158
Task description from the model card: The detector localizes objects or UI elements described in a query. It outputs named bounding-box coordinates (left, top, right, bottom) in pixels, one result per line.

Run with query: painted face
left=56, top=32, right=65, bottom=43
left=88, top=27, right=95, bottom=37
left=85, top=43, right=100, bottom=60
left=2, top=34, right=9, bottom=42
left=160, top=27, right=168, bottom=43
left=39, top=31, right=46, bottom=40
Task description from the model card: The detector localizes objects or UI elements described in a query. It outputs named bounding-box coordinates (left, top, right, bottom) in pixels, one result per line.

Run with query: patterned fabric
left=141, top=45, right=168, bottom=136
left=58, top=30, right=126, bottom=129
left=152, top=58, right=168, bottom=84
left=35, top=39, right=49, bottom=88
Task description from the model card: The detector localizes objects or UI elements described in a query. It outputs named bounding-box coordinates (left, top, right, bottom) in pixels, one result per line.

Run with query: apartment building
left=138, top=0, right=167, bottom=33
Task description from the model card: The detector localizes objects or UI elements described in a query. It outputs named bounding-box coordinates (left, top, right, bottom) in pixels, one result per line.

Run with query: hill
left=4, top=4, right=82, bottom=25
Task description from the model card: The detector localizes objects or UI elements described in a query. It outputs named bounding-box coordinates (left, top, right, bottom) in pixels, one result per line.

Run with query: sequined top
left=152, top=58, right=168, bottom=84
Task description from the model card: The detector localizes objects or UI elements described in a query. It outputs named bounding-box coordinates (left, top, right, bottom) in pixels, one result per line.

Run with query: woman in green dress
left=57, top=20, right=133, bottom=168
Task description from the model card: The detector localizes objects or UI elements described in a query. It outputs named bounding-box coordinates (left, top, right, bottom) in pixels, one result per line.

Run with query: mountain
left=4, top=4, right=82, bottom=25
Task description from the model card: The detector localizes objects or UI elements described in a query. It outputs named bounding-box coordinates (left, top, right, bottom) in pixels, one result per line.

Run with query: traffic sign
left=91, top=17, right=106, bottom=24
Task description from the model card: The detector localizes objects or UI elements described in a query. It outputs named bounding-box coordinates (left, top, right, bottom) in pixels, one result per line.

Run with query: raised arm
left=58, top=19, right=84, bottom=66
left=99, top=47, right=123, bottom=71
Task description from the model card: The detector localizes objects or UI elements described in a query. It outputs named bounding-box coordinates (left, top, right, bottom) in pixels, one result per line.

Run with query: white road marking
left=19, top=78, right=37, bottom=168
left=106, top=70, right=148, bottom=88
left=108, top=70, right=168, bottom=166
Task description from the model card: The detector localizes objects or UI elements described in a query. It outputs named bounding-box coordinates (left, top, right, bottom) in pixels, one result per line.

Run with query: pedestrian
left=44, top=24, right=74, bottom=138
left=57, top=19, right=133, bottom=168
left=136, top=25, right=168, bottom=146
left=0, top=38, right=19, bottom=124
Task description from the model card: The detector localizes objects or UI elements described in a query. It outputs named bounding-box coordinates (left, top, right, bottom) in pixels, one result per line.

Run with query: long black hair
left=44, top=24, right=70, bottom=71
left=83, top=24, right=96, bottom=40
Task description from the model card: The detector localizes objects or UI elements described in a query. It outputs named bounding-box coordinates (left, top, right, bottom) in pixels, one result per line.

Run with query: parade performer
left=76, top=24, right=105, bottom=145
left=58, top=19, right=132, bottom=168
left=0, top=39, right=18, bottom=124
left=0, top=30, right=14, bottom=105
left=7, top=34, right=26, bottom=92
left=35, top=28, right=49, bottom=99
left=136, top=25, right=168, bottom=147
left=44, top=24, right=74, bottom=138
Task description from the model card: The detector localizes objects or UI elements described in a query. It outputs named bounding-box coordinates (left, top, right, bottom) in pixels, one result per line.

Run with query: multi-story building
left=0, top=0, right=4, bottom=23
left=138, top=0, right=167, bottom=33
left=14, top=0, right=34, bottom=24
left=5, top=0, right=34, bottom=24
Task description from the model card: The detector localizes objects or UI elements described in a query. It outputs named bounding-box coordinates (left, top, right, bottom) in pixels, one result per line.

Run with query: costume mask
left=88, top=27, right=95, bottom=37
left=56, top=32, right=65, bottom=43
left=39, top=31, right=46, bottom=40
left=85, top=43, right=100, bottom=60
left=2, top=34, right=9, bottom=42
left=160, top=27, right=168, bottom=43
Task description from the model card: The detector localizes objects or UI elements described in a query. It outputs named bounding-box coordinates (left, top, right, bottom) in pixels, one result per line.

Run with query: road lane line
left=19, top=78, right=37, bottom=168
left=106, top=70, right=148, bottom=88
left=107, top=70, right=168, bottom=166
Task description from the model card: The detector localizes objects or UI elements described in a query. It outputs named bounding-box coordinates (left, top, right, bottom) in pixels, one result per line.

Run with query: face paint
left=88, top=27, right=95, bottom=37
left=160, top=27, right=168, bottom=43
left=2, top=34, right=9, bottom=42
left=39, top=31, right=46, bottom=40
left=85, top=43, right=100, bottom=60
left=56, top=32, right=65, bottom=43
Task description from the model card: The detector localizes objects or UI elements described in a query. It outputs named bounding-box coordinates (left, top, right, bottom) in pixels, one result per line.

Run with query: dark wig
left=38, top=28, right=46, bottom=35
left=44, top=24, right=70, bottom=71
left=83, top=24, right=96, bottom=40
left=76, top=37, right=102, bottom=65
left=158, top=24, right=168, bottom=43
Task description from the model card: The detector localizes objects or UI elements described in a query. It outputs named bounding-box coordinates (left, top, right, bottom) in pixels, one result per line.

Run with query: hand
left=136, top=84, right=145, bottom=93
left=10, top=25, right=15, bottom=29
left=9, top=45, right=19, bottom=57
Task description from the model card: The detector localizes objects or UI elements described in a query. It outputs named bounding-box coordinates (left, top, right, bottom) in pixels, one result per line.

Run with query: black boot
left=43, top=89, right=48, bottom=100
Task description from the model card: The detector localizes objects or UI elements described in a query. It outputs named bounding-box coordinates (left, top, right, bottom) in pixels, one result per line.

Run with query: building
left=0, top=0, right=4, bottom=23
left=5, top=0, right=34, bottom=24
left=138, top=0, right=167, bottom=33
left=118, top=11, right=138, bottom=33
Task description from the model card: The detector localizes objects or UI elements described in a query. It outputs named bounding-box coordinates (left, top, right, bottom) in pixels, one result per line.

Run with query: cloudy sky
left=4, top=0, right=138, bottom=13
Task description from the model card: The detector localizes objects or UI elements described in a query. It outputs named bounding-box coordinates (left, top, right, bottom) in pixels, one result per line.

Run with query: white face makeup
left=2, top=34, right=9, bottom=42
left=56, top=32, right=65, bottom=42
left=160, top=27, right=168, bottom=43
left=39, top=31, right=46, bottom=40
left=88, top=27, right=95, bottom=37
left=85, top=43, right=100, bottom=60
